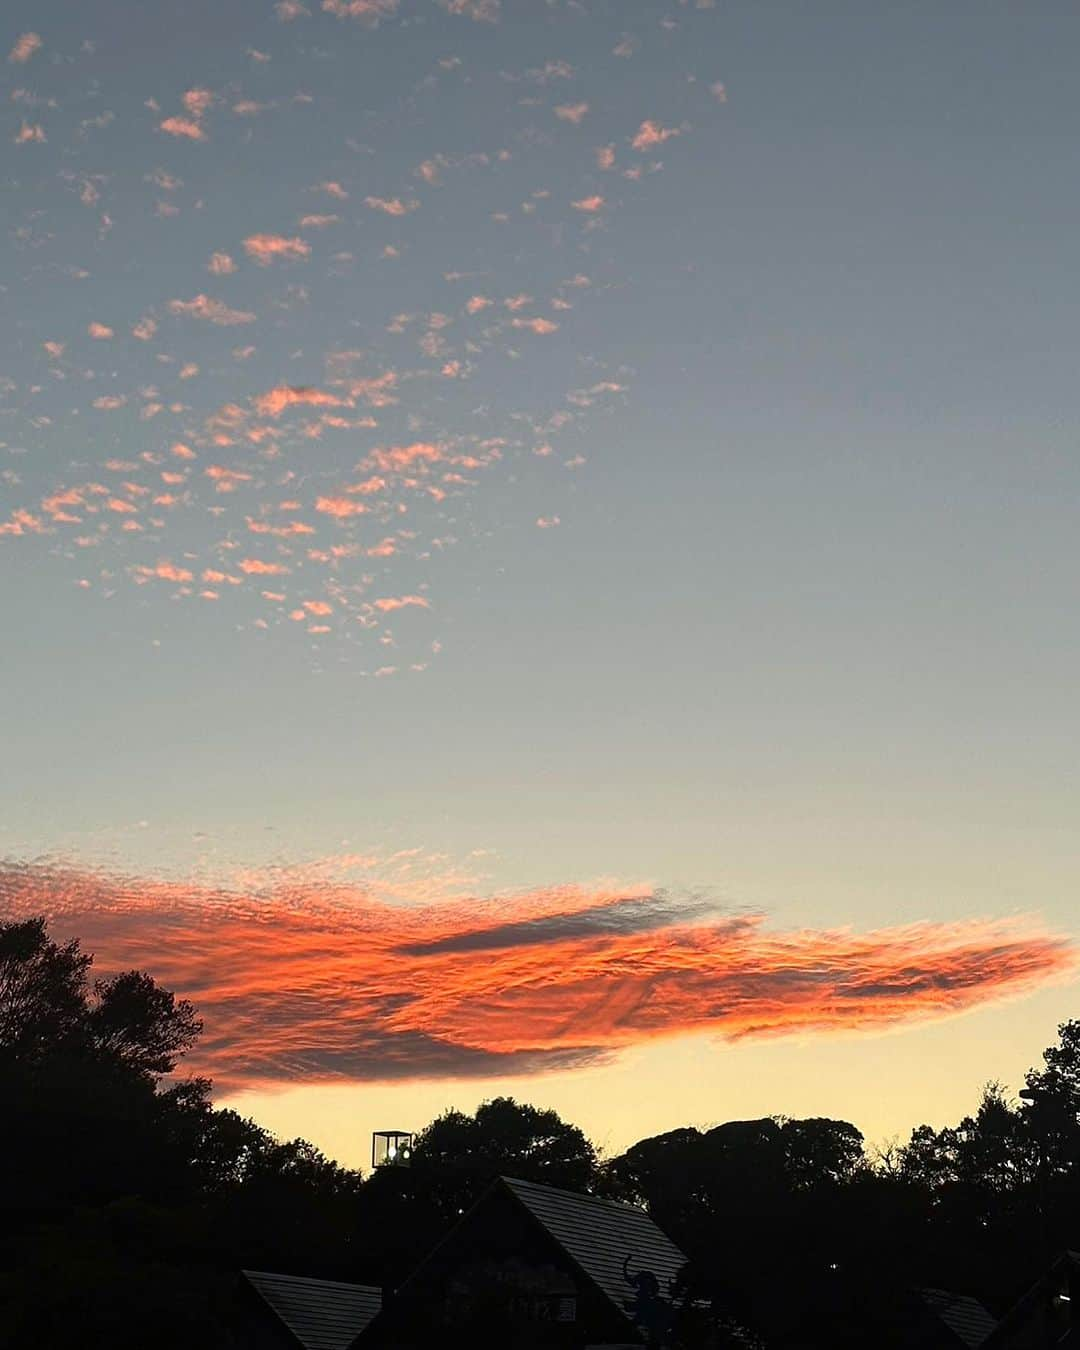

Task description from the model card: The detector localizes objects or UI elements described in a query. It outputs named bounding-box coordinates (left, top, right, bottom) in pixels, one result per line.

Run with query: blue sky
left=2, top=0, right=1078, bottom=1163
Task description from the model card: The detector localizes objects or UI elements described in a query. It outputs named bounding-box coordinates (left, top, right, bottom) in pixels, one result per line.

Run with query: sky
left=2, top=0, right=1079, bottom=1168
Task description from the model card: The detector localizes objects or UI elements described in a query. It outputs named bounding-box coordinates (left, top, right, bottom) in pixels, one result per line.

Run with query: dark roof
left=502, top=1176, right=687, bottom=1316
left=919, top=1288, right=997, bottom=1348
left=242, top=1269, right=381, bottom=1350
left=983, top=1250, right=1080, bottom=1349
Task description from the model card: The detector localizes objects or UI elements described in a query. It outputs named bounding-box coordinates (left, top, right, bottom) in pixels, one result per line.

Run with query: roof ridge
left=243, top=1269, right=381, bottom=1293
left=499, top=1175, right=649, bottom=1212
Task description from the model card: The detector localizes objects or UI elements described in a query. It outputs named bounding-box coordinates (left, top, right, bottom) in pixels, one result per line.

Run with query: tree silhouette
left=413, top=1096, right=598, bottom=1191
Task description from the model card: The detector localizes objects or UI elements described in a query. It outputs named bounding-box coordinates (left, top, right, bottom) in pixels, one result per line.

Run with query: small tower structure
left=372, top=1129, right=413, bottom=1169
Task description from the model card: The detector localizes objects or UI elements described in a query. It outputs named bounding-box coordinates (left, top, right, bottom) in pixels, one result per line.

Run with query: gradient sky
left=3, top=0, right=1079, bottom=1168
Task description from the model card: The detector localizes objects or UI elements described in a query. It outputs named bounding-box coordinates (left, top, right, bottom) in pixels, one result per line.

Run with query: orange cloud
left=315, top=496, right=368, bottom=518
left=204, top=465, right=252, bottom=492
left=364, top=441, right=444, bottom=472
left=133, top=561, right=194, bottom=583
left=8, top=32, right=42, bottom=63
left=1, top=860, right=1073, bottom=1092
left=243, top=234, right=311, bottom=265
left=207, top=251, right=237, bottom=275
left=168, top=295, right=256, bottom=325
left=14, top=121, right=45, bottom=144
left=253, top=385, right=346, bottom=417
left=159, top=116, right=206, bottom=141
left=511, top=316, right=559, bottom=335
left=237, top=558, right=291, bottom=575
left=364, top=195, right=418, bottom=216
left=572, top=194, right=605, bottom=212
left=87, top=322, right=114, bottom=339
left=182, top=88, right=215, bottom=118
left=373, top=594, right=429, bottom=611
left=554, top=102, right=589, bottom=124
left=631, top=119, right=683, bottom=151
left=322, top=0, right=398, bottom=18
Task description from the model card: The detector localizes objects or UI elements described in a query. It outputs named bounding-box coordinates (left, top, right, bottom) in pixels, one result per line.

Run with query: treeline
left=1, top=916, right=1078, bottom=1348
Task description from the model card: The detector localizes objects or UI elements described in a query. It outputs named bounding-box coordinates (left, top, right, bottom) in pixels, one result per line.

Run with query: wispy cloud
left=253, top=385, right=347, bottom=417
left=159, top=116, right=207, bottom=141
left=8, top=31, right=42, bottom=64
left=631, top=119, right=684, bottom=151
left=437, top=0, right=500, bottom=20
left=554, top=102, right=589, bottom=124
left=243, top=233, right=311, bottom=265
left=322, top=0, right=398, bottom=19
left=0, top=860, right=1071, bottom=1092
left=364, top=195, right=418, bottom=216
left=167, top=295, right=256, bottom=324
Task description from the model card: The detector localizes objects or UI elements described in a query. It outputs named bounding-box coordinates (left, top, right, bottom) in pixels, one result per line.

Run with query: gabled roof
left=242, top=1269, right=382, bottom=1350
left=502, top=1176, right=687, bottom=1316
left=983, top=1250, right=1080, bottom=1349
left=919, top=1288, right=997, bottom=1348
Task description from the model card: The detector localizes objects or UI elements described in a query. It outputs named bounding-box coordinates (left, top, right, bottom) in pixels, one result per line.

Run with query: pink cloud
left=572, top=194, right=605, bottom=213
left=87, top=322, right=114, bottom=340
left=14, top=122, right=45, bottom=144
left=322, top=0, right=398, bottom=19
left=207, top=251, right=237, bottom=275
left=364, top=440, right=444, bottom=473
left=373, top=594, right=429, bottom=611
left=168, top=295, right=256, bottom=325
left=511, top=316, right=559, bottom=335
left=364, top=195, right=418, bottom=216
left=204, top=465, right=252, bottom=492
left=253, top=385, right=347, bottom=417
left=237, top=558, right=291, bottom=575
left=631, top=119, right=683, bottom=151
left=554, top=102, right=589, bottom=124
left=437, top=0, right=500, bottom=20
left=159, top=116, right=206, bottom=141
left=316, top=180, right=349, bottom=199
left=8, top=32, right=42, bottom=63
left=132, top=317, right=157, bottom=341
left=243, top=233, right=311, bottom=265
left=315, top=496, right=368, bottom=518
left=275, top=0, right=311, bottom=17
left=1, top=860, right=1073, bottom=1091
left=182, top=88, right=215, bottom=118
left=133, top=561, right=194, bottom=583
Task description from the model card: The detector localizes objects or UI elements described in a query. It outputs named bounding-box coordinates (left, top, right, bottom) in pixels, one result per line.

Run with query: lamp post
left=372, top=1129, right=414, bottom=1170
